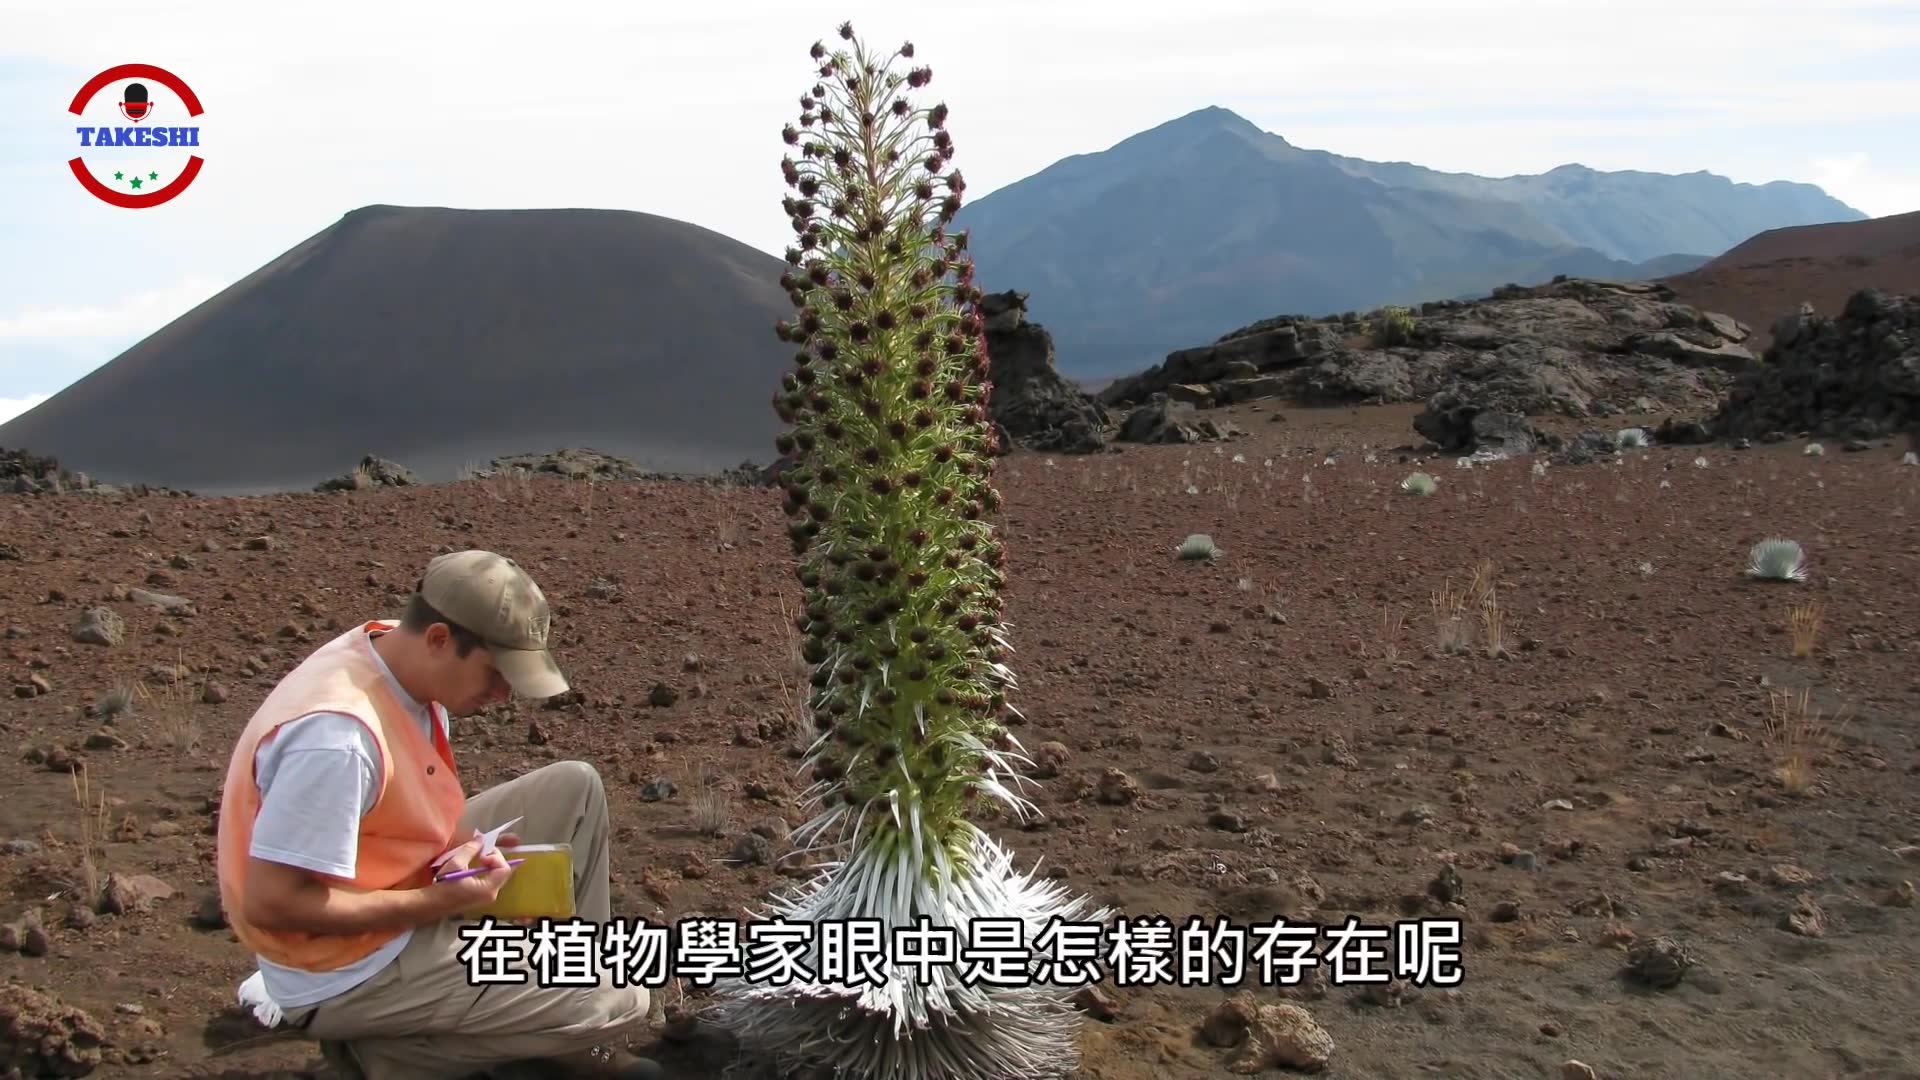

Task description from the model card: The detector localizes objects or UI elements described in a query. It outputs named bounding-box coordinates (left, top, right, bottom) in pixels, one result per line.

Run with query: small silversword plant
left=1401, top=471, right=1437, bottom=496
left=707, top=24, right=1105, bottom=1080
left=1747, top=537, right=1808, bottom=582
left=1615, top=427, right=1649, bottom=449
left=1177, top=533, right=1219, bottom=560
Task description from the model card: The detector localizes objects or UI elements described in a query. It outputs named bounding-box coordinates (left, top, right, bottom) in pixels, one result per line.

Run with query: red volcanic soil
left=1661, top=210, right=1920, bottom=352
left=3, top=402, right=1918, bottom=1079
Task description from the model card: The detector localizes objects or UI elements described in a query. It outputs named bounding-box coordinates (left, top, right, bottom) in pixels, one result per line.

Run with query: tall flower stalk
left=706, top=22, right=1105, bottom=1080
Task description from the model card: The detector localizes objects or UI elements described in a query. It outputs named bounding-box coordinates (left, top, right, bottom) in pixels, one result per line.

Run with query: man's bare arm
left=240, top=846, right=504, bottom=934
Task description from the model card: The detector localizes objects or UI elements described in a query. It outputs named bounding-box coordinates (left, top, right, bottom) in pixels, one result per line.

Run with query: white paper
left=429, top=815, right=522, bottom=867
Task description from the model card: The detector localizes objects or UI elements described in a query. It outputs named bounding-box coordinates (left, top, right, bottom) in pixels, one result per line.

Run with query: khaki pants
left=281, top=761, right=650, bottom=1078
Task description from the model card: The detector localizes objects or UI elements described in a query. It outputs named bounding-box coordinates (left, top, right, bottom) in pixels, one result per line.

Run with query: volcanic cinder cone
left=703, top=22, right=1109, bottom=1080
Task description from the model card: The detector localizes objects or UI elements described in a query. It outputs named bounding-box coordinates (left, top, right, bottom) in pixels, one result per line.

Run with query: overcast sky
left=4, top=0, right=1918, bottom=425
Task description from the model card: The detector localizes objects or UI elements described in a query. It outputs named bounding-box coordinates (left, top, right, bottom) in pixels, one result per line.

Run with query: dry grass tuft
left=473, top=465, right=535, bottom=503
left=1788, top=601, right=1823, bottom=659
left=1431, top=559, right=1506, bottom=658
left=70, top=765, right=110, bottom=908
left=1430, top=580, right=1474, bottom=655
left=140, top=650, right=202, bottom=753
left=1466, top=558, right=1496, bottom=608
left=1763, top=688, right=1849, bottom=796
left=1378, top=606, right=1405, bottom=665
left=774, top=594, right=815, bottom=759
left=688, top=763, right=732, bottom=837
left=713, top=487, right=743, bottom=551
left=1477, top=586, right=1508, bottom=659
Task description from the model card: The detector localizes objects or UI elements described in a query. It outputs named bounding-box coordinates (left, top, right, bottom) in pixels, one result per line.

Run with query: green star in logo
left=129, top=176, right=143, bottom=190
left=149, top=172, right=158, bottom=181
left=113, top=171, right=123, bottom=180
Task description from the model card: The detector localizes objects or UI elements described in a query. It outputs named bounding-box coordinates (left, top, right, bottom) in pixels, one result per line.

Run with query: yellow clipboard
left=458, top=843, right=576, bottom=921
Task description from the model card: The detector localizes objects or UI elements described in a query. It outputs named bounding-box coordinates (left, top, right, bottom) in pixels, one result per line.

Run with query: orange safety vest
left=216, top=620, right=466, bottom=972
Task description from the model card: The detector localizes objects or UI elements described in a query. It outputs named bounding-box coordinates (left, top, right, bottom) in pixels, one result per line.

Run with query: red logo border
left=68, top=63, right=204, bottom=209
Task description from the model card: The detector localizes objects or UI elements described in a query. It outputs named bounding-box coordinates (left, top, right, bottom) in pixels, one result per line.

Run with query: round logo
left=67, top=64, right=204, bottom=208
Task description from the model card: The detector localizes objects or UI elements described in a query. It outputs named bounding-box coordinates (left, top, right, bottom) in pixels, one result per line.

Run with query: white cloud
left=4, top=0, right=1915, bottom=259
left=0, top=276, right=228, bottom=342
left=0, top=393, right=51, bottom=425
left=1808, top=153, right=1920, bottom=219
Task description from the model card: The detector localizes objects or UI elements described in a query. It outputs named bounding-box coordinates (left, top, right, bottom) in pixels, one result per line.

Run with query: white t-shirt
left=248, top=633, right=448, bottom=1009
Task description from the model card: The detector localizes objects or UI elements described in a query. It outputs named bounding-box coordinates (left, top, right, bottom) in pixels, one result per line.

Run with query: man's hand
left=429, top=836, right=515, bottom=912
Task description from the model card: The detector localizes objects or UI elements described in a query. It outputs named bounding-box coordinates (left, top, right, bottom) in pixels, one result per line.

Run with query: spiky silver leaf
left=1747, top=537, right=1807, bottom=582
left=706, top=824, right=1110, bottom=1080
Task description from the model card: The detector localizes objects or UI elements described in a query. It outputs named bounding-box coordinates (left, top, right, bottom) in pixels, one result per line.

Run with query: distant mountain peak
left=1162, top=105, right=1267, bottom=137
left=948, top=109, right=1871, bottom=380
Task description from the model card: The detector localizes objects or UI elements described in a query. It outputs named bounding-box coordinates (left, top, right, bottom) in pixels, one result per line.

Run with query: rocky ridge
left=978, top=290, right=1110, bottom=455
left=1102, top=277, right=1754, bottom=423
left=1710, top=288, right=1920, bottom=447
left=1, top=447, right=190, bottom=499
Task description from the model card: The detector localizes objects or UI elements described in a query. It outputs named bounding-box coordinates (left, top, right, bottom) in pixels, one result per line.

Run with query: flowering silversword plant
left=705, top=22, right=1107, bottom=1080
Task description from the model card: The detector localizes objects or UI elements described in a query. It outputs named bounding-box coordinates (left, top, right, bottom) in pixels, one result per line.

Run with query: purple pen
left=435, top=858, right=524, bottom=883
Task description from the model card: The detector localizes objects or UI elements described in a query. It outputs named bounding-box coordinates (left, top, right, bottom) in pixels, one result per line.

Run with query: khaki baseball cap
left=418, top=550, right=568, bottom=699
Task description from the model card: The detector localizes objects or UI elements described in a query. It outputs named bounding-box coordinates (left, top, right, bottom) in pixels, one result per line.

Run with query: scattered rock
left=1209, top=810, right=1249, bottom=833
left=1201, top=994, right=1260, bottom=1047
left=1096, top=768, right=1140, bottom=806
left=1200, top=993, right=1335, bottom=1074
left=730, top=834, right=774, bottom=866
left=82, top=730, right=127, bottom=752
left=191, top=892, right=228, bottom=929
left=1780, top=894, right=1827, bottom=937
left=1427, top=864, right=1465, bottom=904
left=71, top=607, right=126, bottom=647
left=1031, top=741, right=1071, bottom=779
left=315, top=454, right=419, bottom=492
left=1766, top=864, right=1816, bottom=888
left=1562, top=1062, right=1599, bottom=1080
left=1069, top=985, right=1119, bottom=1022
left=127, top=588, right=195, bottom=615
left=1412, top=404, right=1540, bottom=458
left=1624, top=936, right=1695, bottom=988
left=0, top=983, right=109, bottom=1077
left=648, top=683, right=679, bottom=708
left=1116, top=395, right=1245, bottom=445
left=639, top=777, right=677, bottom=802
left=99, top=872, right=175, bottom=916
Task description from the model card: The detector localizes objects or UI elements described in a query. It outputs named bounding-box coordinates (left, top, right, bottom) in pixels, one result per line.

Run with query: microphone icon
left=119, top=82, right=152, bottom=122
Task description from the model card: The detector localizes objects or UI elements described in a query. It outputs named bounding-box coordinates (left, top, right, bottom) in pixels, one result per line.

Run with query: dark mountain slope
left=1660, top=209, right=1920, bottom=351
left=0, top=205, right=795, bottom=493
